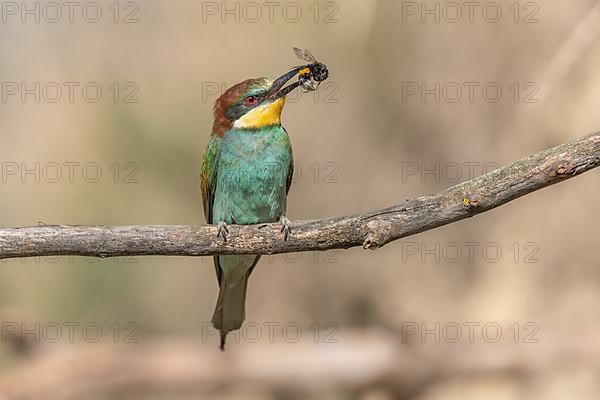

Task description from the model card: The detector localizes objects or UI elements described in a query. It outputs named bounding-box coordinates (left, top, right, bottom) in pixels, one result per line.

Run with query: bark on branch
left=0, top=132, right=598, bottom=259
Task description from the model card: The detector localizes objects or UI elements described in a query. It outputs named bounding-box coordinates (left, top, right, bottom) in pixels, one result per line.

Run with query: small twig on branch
left=0, top=132, right=598, bottom=259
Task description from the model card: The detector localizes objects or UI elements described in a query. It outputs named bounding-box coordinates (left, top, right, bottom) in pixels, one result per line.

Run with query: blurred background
left=0, top=0, right=599, bottom=398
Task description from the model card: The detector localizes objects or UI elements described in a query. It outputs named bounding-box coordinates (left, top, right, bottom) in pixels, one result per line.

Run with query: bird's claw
left=216, top=221, right=229, bottom=242
left=279, top=216, right=291, bottom=241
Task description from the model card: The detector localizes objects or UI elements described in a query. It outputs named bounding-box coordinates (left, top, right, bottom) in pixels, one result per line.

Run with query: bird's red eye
left=245, top=95, right=258, bottom=105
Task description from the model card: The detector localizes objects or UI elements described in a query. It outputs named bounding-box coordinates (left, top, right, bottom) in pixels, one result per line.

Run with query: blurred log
left=0, top=132, right=598, bottom=259
left=1, top=328, right=600, bottom=399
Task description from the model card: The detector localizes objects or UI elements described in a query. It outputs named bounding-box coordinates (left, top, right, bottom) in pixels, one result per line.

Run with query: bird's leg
left=279, top=216, right=292, bottom=241
left=216, top=221, right=229, bottom=242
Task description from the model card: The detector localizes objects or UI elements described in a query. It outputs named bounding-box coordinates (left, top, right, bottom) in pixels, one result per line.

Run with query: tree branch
left=0, top=132, right=598, bottom=259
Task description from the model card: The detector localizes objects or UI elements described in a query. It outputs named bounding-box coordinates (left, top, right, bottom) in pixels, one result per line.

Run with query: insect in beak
left=268, top=48, right=330, bottom=99
left=293, top=47, right=329, bottom=92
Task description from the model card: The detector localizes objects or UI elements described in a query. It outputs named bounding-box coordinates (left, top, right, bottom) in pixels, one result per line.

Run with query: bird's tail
left=211, top=255, right=259, bottom=350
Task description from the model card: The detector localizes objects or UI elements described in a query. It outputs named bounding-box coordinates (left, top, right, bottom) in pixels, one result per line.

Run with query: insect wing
left=293, top=47, right=317, bottom=63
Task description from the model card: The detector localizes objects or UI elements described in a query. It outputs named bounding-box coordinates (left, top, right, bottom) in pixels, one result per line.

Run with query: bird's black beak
left=267, top=67, right=304, bottom=100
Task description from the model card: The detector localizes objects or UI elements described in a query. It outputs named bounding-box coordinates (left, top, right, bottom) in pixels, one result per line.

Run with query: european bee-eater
left=201, top=69, right=304, bottom=350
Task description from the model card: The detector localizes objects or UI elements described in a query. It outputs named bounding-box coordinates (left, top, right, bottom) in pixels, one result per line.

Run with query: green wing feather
left=200, top=135, right=221, bottom=224
left=201, top=135, right=223, bottom=284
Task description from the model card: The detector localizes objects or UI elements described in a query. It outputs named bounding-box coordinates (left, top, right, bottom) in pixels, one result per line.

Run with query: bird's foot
left=279, top=216, right=292, bottom=241
left=216, top=221, right=229, bottom=242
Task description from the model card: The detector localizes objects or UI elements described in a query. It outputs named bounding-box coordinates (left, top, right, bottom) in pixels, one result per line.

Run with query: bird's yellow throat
left=233, top=97, right=285, bottom=129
